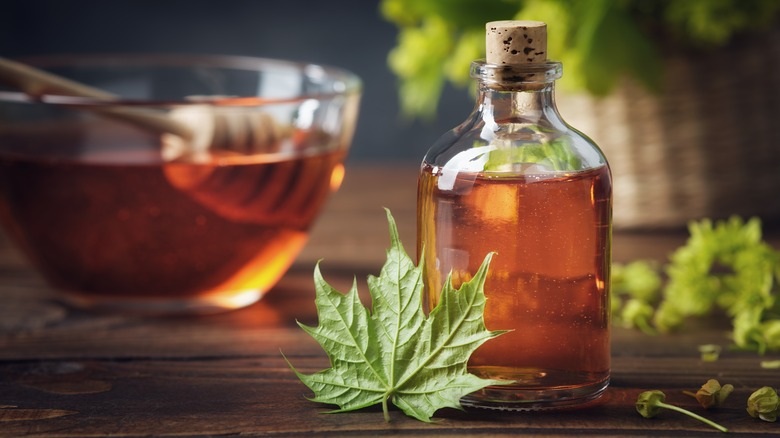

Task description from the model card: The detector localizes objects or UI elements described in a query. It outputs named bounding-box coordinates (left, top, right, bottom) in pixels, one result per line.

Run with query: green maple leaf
left=285, top=209, right=509, bottom=422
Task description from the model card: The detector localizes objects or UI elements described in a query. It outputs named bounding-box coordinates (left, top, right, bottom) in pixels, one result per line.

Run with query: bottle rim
left=470, top=60, right=562, bottom=86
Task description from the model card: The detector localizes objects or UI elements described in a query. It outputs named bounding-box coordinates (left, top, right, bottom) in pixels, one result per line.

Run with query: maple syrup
left=418, top=164, right=611, bottom=407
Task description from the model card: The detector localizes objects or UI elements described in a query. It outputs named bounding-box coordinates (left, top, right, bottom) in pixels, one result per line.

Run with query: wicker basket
left=557, top=31, right=780, bottom=230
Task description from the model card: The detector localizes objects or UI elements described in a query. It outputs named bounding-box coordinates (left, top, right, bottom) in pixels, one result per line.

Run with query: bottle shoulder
left=423, top=112, right=608, bottom=174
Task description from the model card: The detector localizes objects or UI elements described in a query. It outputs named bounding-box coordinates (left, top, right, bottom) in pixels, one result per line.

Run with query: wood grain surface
left=1, top=164, right=778, bottom=437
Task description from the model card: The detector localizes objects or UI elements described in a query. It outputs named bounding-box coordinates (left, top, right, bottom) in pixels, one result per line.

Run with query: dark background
left=0, top=0, right=475, bottom=162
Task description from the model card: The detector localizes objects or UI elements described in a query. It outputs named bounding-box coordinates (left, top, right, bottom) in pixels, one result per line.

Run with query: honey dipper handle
left=0, top=57, right=193, bottom=140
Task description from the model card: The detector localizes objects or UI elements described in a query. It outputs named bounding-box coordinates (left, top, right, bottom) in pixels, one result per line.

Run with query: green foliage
left=286, top=209, right=509, bottom=422
left=381, top=0, right=780, bottom=118
left=610, top=216, right=780, bottom=354
left=613, top=260, right=662, bottom=303
left=656, top=217, right=780, bottom=352
left=482, top=126, right=583, bottom=172
left=387, top=16, right=452, bottom=117
left=611, top=260, right=662, bottom=334
left=382, top=0, right=521, bottom=118
left=662, top=0, right=780, bottom=46
left=556, top=0, right=663, bottom=96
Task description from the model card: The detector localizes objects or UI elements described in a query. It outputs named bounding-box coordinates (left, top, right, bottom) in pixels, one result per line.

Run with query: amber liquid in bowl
left=0, top=123, right=345, bottom=313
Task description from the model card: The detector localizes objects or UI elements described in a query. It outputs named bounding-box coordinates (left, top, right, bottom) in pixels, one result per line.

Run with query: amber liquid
left=0, top=126, right=344, bottom=312
left=417, top=163, right=612, bottom=409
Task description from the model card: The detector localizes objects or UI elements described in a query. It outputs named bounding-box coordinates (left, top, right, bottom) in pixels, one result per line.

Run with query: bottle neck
left=470, top=60, right=564, bottom=130
left=477, top=82, right=560, bottom=128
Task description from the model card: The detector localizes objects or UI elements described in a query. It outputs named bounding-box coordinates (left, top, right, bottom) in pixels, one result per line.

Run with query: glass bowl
left=0, top=54, right=361, bottom=314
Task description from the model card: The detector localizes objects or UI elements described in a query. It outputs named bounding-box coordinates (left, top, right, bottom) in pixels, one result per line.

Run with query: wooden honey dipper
left=0, top=56, right=289, bottom=161
left=0, top=56, right=349, bottom=227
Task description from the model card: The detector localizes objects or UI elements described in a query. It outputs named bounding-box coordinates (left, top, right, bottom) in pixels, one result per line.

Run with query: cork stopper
left=486, top=20, right=547, bottom=65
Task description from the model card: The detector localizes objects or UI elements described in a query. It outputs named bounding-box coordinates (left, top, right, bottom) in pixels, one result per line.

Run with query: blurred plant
left=761, top=360, right=780, bottom=369
left=611, top=260, right=662, bottom=335
left=697, top=344, right=722, bottom=362
left=381, top=0, right=780, bottom=118
left=610, top=217, right=780, bottom=354
left=655, top=217, right=780, bottom=354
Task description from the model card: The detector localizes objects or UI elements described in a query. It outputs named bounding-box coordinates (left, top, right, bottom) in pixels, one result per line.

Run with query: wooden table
left=1, top=164, right=778, bottom=437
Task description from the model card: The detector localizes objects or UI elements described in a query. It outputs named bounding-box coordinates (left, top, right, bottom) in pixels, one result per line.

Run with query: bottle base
left=462, top=368, right=610, bottom=411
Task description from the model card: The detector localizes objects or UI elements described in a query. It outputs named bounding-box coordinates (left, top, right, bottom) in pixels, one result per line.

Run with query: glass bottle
left=417, top=21, right=612, bottom=410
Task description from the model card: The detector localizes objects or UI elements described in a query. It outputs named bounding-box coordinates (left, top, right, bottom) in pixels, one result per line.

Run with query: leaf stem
left=382, top=394, right=391, bottom=423
left=656, top=401, right=728, bottom=433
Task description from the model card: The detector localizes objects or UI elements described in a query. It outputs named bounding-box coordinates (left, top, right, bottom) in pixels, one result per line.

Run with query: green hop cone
left=636, top=390, right=666, bottom=418
left=747, top=387, right=779, bottom=422
left=695, top=379, right=733, bottom=409
left=636, top=390, right=728, bottom=432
